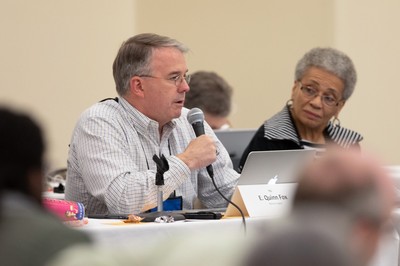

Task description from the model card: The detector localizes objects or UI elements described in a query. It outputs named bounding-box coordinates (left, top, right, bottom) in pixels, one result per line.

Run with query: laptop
left=224, top=149, right=316, bottom=218
left=238, top=149, right=316, bottom=185
left=214, top=128, right=257, bottom=171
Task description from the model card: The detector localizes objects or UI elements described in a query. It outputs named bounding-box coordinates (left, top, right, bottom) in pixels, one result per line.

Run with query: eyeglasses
left=139, top=74, right=191, bottom=87
left=298, top=82, right=342, bottom=107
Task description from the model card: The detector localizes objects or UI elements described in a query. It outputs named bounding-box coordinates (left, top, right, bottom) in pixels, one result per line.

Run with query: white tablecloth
left=74, top=214, right=400, bottom=266
left=77, top=216, right=260, bottom=248
left=68, top=166, right=400, bottom=265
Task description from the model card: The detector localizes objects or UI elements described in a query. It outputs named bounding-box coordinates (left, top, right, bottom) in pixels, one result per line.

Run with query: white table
left=66, top=166, right=400, bottom=265
left=77, top=216, right=260, bottom=248
left=73, top=213, right=400, bottom=266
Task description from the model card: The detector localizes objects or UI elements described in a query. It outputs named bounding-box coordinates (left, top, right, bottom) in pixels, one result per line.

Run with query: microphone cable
left=208, top=171, right=247, bottom=235
left=187, top=107, right=246, bottom=234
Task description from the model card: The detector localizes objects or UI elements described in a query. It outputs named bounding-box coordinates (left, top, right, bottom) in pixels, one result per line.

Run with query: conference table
left=75, top=215, right=263, bottom=266
left=78, top=215, right=257, bottom=247
left=74, top=212, right=400, bottom=266
left=61, top=165, right=400, bottom=265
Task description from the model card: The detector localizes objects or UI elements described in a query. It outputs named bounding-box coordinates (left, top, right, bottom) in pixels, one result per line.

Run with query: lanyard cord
left=139, top=138, right=171, bottom=170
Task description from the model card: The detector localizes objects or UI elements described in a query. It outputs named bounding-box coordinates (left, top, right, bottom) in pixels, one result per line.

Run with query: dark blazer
left=238, top=106, right=363, bottom=172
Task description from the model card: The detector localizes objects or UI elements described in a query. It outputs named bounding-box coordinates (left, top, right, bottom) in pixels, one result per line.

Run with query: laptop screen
left=238, top=150, right=316, bottom=185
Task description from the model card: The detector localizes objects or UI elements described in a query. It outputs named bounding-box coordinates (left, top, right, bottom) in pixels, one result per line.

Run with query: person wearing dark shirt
left=239, top=47, right=362, bottom=172
left=0, top=107, right=90, bottom=266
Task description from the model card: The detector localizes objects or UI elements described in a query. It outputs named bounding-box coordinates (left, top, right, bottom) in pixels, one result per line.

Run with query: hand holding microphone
left=185, top=108, right=246, bottom=230
left=176, top=108, right=216, bottom=178
left=187, top=108, right=215, bottom=178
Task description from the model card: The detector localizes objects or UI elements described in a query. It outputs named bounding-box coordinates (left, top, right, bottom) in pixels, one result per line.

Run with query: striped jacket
left=238, top=106, right=363, bottom=172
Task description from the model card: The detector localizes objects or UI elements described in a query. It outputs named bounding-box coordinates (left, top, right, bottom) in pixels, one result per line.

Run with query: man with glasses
left=239, top=47, right=363, bottom=172
left=65, top=33, right=239, bottom=215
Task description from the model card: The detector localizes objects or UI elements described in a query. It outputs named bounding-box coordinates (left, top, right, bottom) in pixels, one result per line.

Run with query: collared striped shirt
left=264, top=106, right=363, bottom=149
left=65, top=97, right=239, bottom=215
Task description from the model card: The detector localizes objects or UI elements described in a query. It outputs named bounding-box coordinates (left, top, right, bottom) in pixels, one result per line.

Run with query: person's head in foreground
left=244, top=147, right=395, bottom=266
left=0, top=107, right=91, bottom=266
left=185, top=71, right=233, bottom=130
left=0, top=107, right=45, bottom=204
left=243, top=219, right=353, bottom=266
left=293, top=147, right=396, bottom=265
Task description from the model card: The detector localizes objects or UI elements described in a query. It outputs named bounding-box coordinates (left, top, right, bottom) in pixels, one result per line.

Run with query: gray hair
left=112, top=33, right=189, bottom=96
left=295, top=47, right=357, bottom=101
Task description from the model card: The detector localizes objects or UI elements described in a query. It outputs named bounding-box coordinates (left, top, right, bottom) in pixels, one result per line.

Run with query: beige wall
left=135, top=0, right=335, bottom=128
left=0, top=0, right=135, bottom=169
left=333, top=0, right=400, bottom=164
left=1, top=0, right=399, bottom=169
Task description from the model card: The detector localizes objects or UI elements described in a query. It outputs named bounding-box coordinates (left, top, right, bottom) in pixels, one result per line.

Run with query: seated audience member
left=243, top=211, right=354, bottom=266
left=65, top=33, right=239, bottom=215
left=244, top=148, right=395, bottom=266
left=239, top=47, right=363, bottom=171
left=291, top=148, right=395, bottom=266
left=185, top=71, right=233, bottom=130
left=0, top=107, right=90, bottom=266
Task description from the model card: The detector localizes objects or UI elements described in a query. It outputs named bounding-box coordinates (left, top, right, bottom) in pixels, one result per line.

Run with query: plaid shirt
left=65, top=97, right=239, bottom=215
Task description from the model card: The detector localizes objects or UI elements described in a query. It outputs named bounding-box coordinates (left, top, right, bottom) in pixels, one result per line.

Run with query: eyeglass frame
left=138, top=73, right=191, bottom=87
left=297, top=81, right=344, bottom=107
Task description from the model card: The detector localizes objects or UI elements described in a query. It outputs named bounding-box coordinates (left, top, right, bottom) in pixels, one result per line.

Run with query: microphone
left=187, top=108, right=214, bottom=178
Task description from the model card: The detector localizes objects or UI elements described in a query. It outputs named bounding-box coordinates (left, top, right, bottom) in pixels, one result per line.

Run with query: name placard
left=224, top=183, right=297, bottom=218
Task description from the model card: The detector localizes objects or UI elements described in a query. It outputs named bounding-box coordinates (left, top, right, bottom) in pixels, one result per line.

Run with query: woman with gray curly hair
left=239, top=47, right=363, bottom=172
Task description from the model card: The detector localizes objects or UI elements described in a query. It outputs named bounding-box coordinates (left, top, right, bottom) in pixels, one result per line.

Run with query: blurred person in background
left=185, top=71, right=233, bottom=130
left=0, top=107, right=90, bottom=266
left=239, top=47, right=363, bottom=172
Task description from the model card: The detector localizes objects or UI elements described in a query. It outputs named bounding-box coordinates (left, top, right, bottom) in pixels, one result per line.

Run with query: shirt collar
left=119, top=97, right=177, bottom=138
left=264, top=105, right=363, bottom=148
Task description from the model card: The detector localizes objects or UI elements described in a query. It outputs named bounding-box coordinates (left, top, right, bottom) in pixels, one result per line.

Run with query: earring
left=331, top=116, right=341, bottom=127
left=286, top=99, right=293, bottom=108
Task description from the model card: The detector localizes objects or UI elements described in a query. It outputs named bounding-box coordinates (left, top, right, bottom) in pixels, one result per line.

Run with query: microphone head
left=187, top=108, right=204, bottom=124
